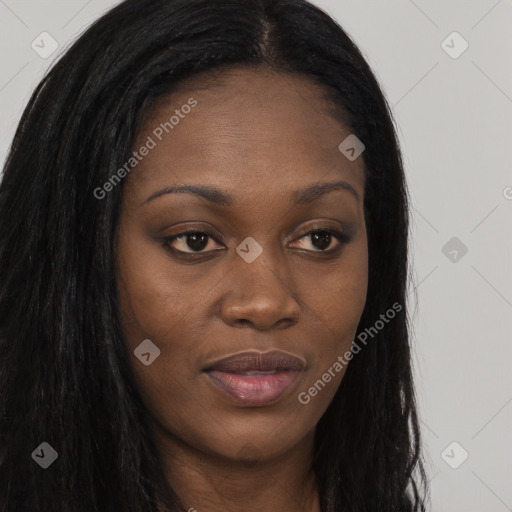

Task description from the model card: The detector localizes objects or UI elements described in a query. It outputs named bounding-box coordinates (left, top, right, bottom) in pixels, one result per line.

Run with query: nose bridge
left=220, top=237, right=300, bottom=328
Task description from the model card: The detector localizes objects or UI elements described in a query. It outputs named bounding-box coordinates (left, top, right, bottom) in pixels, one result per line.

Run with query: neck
left=151, top=422, right=321, bottom=512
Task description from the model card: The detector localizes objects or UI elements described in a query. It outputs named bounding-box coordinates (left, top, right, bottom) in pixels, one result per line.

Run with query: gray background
left=1, top=1, right=511, bottom=511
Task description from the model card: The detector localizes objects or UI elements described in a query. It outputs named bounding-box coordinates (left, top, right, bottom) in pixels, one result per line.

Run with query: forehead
left=126, top=66, right=364, bottom=203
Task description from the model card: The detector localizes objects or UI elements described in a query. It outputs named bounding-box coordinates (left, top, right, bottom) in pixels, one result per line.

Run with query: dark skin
left=116, top=66, right=368, bottom=512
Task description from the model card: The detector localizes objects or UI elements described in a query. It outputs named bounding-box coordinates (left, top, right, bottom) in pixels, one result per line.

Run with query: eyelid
left=292, top=221, right=346, bottom=238
left=161, top=223, right=221, bottom=239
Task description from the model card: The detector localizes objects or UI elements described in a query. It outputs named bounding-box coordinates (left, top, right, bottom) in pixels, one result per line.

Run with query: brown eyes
left=162, top=227, right=351, bottom=256
left=166, top=229, right=218, bottom=253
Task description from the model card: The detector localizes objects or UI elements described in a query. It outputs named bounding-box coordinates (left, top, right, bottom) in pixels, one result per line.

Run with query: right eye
left=162, top=229, right=224, bottom=254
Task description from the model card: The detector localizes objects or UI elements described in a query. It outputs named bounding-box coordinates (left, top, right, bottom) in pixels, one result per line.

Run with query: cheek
left=116, top=237, right=203, bottom=437
left=299, top=236, right=368, bottom=381
left=336, top=234, right=368, bottom=325
left=305, top=233, right=368, bottom=330
left=116, top=227, right=195, bottom=343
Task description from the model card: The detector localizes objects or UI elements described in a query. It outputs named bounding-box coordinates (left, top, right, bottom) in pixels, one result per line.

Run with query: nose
left=220, top=253, right=301, bottom=331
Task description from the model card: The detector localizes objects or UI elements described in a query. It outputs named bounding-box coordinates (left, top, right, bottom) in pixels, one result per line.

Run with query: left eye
left=290, top=229, right=349, bottom=252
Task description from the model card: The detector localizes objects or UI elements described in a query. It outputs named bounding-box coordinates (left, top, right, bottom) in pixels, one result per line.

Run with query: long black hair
left=0, top=0, right=427, bottom=510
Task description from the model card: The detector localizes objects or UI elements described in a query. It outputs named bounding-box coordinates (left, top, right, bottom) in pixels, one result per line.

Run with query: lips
left=204, top=350, right=306, bottom=374
left=202, top=350, right=306, bottom=406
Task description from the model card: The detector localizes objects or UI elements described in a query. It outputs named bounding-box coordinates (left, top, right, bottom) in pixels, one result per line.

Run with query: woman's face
left=116, top=67, right=368, bottom=463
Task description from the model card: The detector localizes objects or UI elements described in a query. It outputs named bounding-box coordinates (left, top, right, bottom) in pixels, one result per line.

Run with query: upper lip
left=203, top=350, right=306, bottom=373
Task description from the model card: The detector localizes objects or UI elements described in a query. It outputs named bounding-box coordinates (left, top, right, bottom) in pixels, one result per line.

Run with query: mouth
left=202, top=350, right=306, bottom=406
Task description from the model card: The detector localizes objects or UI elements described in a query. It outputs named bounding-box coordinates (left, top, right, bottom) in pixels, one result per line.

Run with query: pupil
left=187, top=233, right=209, bottom=251
left=312, top=231, right=331, bottom=251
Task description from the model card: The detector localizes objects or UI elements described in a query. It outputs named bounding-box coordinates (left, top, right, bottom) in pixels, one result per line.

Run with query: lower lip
left=204, top=370, right=301, bottom=405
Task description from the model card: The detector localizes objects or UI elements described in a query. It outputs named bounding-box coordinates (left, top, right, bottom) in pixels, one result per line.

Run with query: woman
left=0, top=0, right=428, bottom=510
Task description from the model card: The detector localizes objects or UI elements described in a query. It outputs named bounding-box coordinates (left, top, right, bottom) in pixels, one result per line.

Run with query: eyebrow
left=143, top=180, right=359, bottom=206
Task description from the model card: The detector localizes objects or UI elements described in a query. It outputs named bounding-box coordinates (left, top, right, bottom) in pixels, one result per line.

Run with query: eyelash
left=162, top=226, right=351, bottom=256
